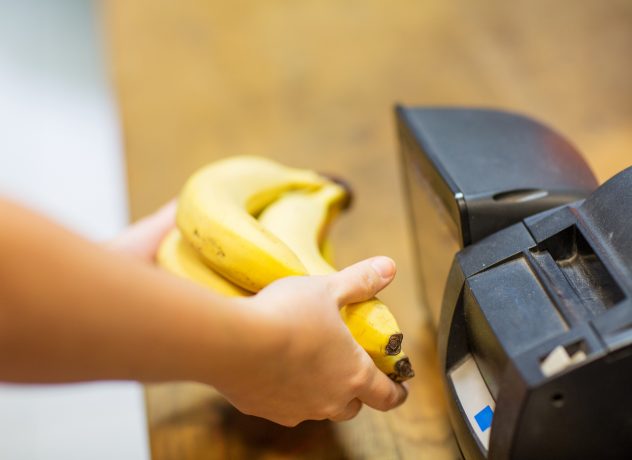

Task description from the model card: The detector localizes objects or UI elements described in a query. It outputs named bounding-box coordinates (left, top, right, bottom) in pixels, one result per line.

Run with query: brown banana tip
left=395, top=357, right=415, bottom=379
left=318, top=173, right=354, bottom=210
left=385, top=333, right=403, bottom=355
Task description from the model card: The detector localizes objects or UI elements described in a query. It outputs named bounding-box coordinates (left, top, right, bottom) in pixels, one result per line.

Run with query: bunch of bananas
left=157, top=156, right=414, bottom=382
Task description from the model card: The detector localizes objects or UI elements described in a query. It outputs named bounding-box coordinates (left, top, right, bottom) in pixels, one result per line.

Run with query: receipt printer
left=398, top=107, right=632, bottom=459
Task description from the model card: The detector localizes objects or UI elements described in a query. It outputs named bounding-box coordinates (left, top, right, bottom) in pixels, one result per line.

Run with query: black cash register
left=398, top=107, right=632, bottom=460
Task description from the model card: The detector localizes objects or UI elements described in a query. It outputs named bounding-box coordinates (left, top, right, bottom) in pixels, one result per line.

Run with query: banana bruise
left=157, top=228, right=251, bottom=297
left=257, top=183, right=414, bottom=382
left=176, top=156, right=326, bottom=292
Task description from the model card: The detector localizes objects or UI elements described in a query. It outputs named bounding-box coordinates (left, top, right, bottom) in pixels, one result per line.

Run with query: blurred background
left=0, top=1, right=147, bottom=459
left=1, top=0, right=631, bottom=458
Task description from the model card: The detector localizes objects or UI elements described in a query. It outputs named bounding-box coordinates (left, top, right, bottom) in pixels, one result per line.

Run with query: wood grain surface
left=104, top=1, right=632, bottom=458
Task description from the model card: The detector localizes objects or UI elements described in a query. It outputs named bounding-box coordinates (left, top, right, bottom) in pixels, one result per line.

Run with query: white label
left=450, top=356, right=496, bottom=451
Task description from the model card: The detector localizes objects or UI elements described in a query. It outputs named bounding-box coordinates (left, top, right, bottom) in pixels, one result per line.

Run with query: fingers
left=108, top=199, right=177, bottom=262
left=330, top=257, right=396, bottom=307
left=357, top=367, right=408, bottom=412
left=138, top=199, right=178, bottom=238
left=329, top=398, right=363, bottom=422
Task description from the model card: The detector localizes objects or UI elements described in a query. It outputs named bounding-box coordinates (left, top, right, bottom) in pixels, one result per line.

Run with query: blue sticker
left=474, top=405, right=493, bottom=432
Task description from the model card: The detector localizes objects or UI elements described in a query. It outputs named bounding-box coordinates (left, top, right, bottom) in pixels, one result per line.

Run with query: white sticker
left=450, top=356, right=496, bottom=451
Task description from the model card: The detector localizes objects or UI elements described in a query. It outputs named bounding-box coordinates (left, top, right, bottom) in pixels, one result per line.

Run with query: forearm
left=0, top=199, right=262, bottom=384
left=0, top=198, right=408, bottom=425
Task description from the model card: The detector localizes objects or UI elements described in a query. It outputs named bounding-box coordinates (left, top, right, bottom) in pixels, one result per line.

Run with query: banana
left=157, top=227, right=336, bottom=297
left=320, top=237, right=335, bottom=266
left=176, top=156, right=326, bottom=292
left=174, top=156, right=412, bottom=381
left=372, top=352, right=415, bottom=383
left=157, top=228, right=251, bottom=297
left=258, top=183, right=414, bottom=381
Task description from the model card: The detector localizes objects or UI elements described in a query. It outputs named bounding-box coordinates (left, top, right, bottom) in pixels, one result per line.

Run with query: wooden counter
left=104, top=1, right=631, bottom=458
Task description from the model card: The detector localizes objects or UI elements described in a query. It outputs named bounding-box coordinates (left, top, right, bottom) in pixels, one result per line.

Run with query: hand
left=107, top=200, right=176, bottom=262
left=216, top=256, right=408, bottom=427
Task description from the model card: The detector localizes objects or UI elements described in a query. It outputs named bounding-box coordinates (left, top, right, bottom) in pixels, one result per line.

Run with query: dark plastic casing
left=399, top=107, right=632, bottom=459
left=398, top=107, right=598, bottom=326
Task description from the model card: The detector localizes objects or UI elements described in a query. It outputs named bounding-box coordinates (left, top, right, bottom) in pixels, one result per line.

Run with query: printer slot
left=538, top=225, right=625, bottom=314
left=493, top=188, right=549, bottom=203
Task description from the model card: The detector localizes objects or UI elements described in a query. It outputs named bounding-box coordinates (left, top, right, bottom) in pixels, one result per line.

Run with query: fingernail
left=371, top=257, right=395, bottom=279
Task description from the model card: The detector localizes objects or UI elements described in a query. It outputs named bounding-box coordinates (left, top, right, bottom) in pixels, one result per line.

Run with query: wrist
left=191, top=295, right=288, bottom=388
left=163, top=293, right=277, bottom=385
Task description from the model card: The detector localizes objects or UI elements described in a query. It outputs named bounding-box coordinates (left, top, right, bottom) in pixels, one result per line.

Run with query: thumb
left=329, top=256, right=396, bottom=307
